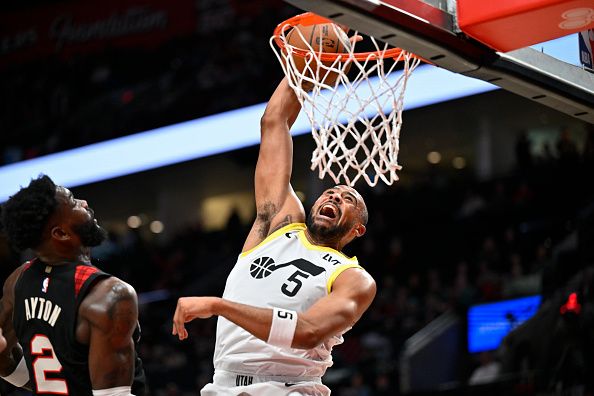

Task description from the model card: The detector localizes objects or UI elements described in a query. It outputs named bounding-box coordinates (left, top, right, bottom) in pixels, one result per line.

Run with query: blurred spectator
left=451, top=261, right=477, bottom=307
left=515, top=131, right=532, bottom=170
left=468, top=351, right=501, bottom=385
left=502, top=253, right=540, bottom=297
left=373, top=374, right=393, bottom=396
left=339, top=372, right=372, bottom=396
left=584, top=125, right=594, bottom=171
left=556, top=127, right=579, bottom=168
left=458, top=189, right=486, bottom=218
left=0, top=1, right=291, bottom=166
left=478, top=236, right=502, bottom=271
left=530, top=243, right=553, bottom=273
left=540, top=142, right=555, bottom=165
left=512, top=181, right=534, bottom=207
left=475, top=260, right=502, bottom=301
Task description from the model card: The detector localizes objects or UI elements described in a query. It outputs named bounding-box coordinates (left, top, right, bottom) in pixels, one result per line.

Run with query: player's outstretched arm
left=242, top=79, right=306, bottom=253
left=0, top=266, right=31, bottom=389
left=80, top=278, right=138, bottom=393
left=289, top=269, right=376, bottom=348
left=0, top=269, right=21, bottom=374
left=172, top=268, right=376, bottom=349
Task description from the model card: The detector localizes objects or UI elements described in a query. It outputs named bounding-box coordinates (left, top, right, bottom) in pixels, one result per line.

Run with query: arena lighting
left=127, top=215, right=142, bottom=229
left=150, top=220, right=164, bottom=234
left=427, top=151, right=442, bottom=164
left=452, top=156, right=467, bottom=169
left=0, top=67, right=495, bottom=202
left=0, top=34, right=575, bottom=202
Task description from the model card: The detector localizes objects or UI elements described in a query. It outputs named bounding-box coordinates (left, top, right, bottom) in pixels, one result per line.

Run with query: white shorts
left=200, top=369, right=331, bottom=396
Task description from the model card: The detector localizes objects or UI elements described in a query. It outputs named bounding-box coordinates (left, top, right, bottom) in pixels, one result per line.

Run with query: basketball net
left=271, top=14, right=421, bottom=186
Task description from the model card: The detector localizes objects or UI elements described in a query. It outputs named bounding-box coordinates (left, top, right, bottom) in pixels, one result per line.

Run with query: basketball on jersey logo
left=250, top=257, right=277, bottom=279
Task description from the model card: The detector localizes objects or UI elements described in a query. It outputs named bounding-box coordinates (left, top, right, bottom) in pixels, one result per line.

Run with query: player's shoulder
left=331, top=265, right=376, bottom=297
left=78, top=276, right=138, bottom=335
left=2, top=260, right=34, bottom=293
left=241, top=222, right=305, bottom=256
left=338, top=265, right=375, bottom=285
left=81, top=276, right=137, bottom=311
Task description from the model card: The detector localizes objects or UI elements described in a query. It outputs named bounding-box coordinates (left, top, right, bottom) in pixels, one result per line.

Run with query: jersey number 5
left=31, top=335, right=69, bottom=394
left=281, top=270, right=309, bottom=297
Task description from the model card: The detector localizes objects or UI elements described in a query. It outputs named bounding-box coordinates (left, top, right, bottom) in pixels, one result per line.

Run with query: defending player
left=0, top=175, right=146, bottom=395
left=173, top=78, right=376, bottom=395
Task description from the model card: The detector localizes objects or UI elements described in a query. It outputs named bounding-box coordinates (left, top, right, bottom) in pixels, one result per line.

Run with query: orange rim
left=273, top=12, right=416, bottom=62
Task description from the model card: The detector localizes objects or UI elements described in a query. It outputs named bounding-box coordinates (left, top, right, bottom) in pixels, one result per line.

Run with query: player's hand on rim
left=349, top=34, right=363, bottom=44
left=172, top=297, right=219, bottom=340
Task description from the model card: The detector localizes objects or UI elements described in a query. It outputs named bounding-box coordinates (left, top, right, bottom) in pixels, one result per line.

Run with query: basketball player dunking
left=172, top=78, right=376, bottom=395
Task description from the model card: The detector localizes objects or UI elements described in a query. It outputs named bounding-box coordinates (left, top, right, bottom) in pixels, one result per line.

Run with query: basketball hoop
left=270, top=12, right=422, bottom=186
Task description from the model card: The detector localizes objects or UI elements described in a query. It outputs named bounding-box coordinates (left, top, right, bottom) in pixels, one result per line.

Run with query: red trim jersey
left=12, top=259, right=146, bottom=395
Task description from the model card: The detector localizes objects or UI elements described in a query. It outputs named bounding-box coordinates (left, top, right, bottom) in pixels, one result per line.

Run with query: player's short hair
left=337, top=185, right=368, bottom=226
left=359, top=204, right=369, bottom=226
left=1, top=175, right=58, bottom=251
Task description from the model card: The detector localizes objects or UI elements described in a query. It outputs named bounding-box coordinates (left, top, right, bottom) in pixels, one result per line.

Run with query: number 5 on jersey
left=281, top=270, right=309, bottom=297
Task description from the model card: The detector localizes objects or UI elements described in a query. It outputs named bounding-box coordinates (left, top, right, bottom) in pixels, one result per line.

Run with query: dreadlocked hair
left=0, top=175, right=58, bottom=251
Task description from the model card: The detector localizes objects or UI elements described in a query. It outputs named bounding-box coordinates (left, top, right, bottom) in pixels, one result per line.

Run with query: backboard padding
left=284, top=0, right=594, bottom=124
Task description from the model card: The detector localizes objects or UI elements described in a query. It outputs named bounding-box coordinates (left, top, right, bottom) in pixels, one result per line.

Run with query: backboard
left=283, top=0, right=594, bottom=124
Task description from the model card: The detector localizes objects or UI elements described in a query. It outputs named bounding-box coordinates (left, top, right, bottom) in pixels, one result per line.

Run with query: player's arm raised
left=81, top=278, right=138, bottom=394
left=242, top=78, right=305, bottom=253
left=173, top=268, right=376, bottom=349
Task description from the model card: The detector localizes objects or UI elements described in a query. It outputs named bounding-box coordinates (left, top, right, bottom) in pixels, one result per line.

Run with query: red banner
left=0, top=0, right=197, bottom=68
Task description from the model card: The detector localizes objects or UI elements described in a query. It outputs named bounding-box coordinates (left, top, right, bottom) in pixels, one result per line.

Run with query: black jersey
left=13, top=259, right=146, bottom=395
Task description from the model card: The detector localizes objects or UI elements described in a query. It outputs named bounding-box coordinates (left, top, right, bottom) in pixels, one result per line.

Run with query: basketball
left=285, top=23, right=352, bottom=87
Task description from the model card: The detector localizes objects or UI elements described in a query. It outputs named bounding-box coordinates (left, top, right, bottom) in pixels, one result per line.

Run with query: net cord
left=270, top=22, right=421, bottom=186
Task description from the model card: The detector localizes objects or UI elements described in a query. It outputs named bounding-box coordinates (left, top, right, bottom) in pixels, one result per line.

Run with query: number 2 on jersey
left=31, top=335, right=68, bottom=394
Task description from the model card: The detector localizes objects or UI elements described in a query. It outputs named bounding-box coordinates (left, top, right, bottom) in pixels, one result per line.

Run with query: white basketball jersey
left=213, top=223, right=364, bottom=378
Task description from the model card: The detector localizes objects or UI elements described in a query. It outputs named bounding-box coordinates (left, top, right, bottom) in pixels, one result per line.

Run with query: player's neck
left=303, top=229, right=343, bottom=252
left=35, top=245, right=90, bottom=266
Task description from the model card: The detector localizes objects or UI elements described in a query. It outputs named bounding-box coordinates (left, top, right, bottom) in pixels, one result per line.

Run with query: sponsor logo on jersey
left=322, top=253, right=341, bottom=266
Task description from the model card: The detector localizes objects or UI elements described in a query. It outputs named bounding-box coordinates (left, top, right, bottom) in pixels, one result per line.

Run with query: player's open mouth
left=319, top=203, right=339, bottom=219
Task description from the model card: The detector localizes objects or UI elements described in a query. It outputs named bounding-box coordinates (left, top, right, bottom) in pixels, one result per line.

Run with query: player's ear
left=354, top=223, right=366, bottom=238
left=51, top=226, right=70, bottom=242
